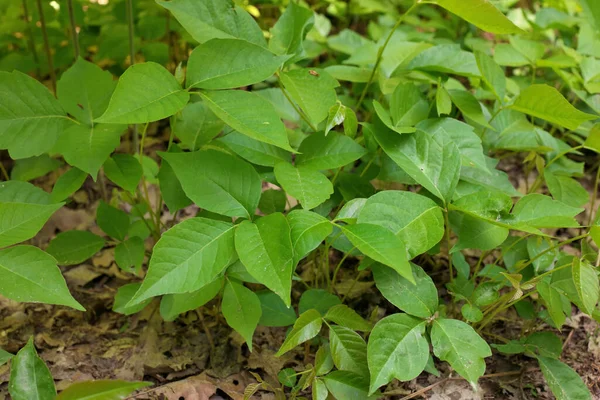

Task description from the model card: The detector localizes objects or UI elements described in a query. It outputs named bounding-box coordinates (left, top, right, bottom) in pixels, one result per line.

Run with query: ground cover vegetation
left=1, top=0, right=600, bottom=398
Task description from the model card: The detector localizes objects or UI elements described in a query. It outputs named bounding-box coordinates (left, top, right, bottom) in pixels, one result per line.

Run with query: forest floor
left=0, top=130, right=599, bottom=400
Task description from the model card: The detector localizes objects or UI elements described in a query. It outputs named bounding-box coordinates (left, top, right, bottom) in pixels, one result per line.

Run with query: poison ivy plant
left=1, top=0, right=599, bottom=398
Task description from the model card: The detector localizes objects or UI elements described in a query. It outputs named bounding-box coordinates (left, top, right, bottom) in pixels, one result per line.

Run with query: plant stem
left=126, top=0, right=139, bottom=153
left=444, top=209, right=453, bottom=282
left=355, top=1, right=419, bottom=111
left=21, top=0, right=40, bottom=77
left=330, top=249, right=353, bottom=291
left=516, top=234, right=588, bottom=273
left=588, top=162, right=600, bottom=225
left=35, top=0, right=56, bottom=93
left=67, top=0, right=80, bottom=59
left=0, top=156, right=9, bottom=181
left=546, top=144, right=584, bottom=169
left=278, top=76, right=317, bottom=132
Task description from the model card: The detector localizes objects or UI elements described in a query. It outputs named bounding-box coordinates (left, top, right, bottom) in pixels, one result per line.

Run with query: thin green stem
left=588, top=162, right=600, bottom=226
left=0, top=155, right=9, bottom=181
left=546, top=144, right=584, bottom=169
left=480, top=107, right=503, bottom=145
left=444, top=209, right=453, bottom=282
left=35, top=0, right=56, bottom=93
left=355, top=1, right=419, bottom=111
left=278, top=76, right=317, bottom=132
left=331, top=249, right=354, bottom=291
left=21, top=0, right=40, bottom=77
left=126, top=0, right=139, bottom=153
left=516, top=234, right=588, bottom=273
left=67, top=0, right=80, bottom=59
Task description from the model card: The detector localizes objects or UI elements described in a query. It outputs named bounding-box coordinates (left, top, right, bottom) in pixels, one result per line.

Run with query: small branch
left=126, top=0, right=139, bottom=153
left=21, top=0, right=40, bottom=77
left=67, top=0, right=80, bottom=59
left=35, top=0, right=56, bottom=93
left=355, top=1, right=419, bottom=111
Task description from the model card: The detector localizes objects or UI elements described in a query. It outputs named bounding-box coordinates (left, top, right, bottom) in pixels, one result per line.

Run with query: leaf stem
left=588, top=162, right=600, bottom=226
left=67, top=0, right=80, bottom=60
left=0, top=155, right=9, bottom=181
left=21, top=0, right=40, bottom=77
left=35, top=0, right=56, bottom=93
left=126, top=0, right=139, bottom=154
left=278, top=75, right=318, bottom=132
left=330, top=248, right=354, bottom=291
left=444, top=209, right=453, bottom=282
left=355, top=1, right=419, bottom=111
left=515, top=234, right=588, bottom=273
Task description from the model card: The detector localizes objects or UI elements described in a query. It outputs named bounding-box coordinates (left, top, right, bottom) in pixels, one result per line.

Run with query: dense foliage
left=1, top=0, right=600, bottom=398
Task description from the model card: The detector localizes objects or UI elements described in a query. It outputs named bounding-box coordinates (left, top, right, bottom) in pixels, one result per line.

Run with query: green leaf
left=187, top=39, right=287, bottom=89
left=0, top=181, right=63, bottom=248
left=158, top=154, right=192, bottom=213
left=545, top=171, right=589, bottom=208
left=129, top=218, right=235, bottom=304
left=288, top=210, right=333, bottom=263
left=323, top=371, right=376, bottom=400
left=389, top=83, right=430, bottom=130
left=172, top=102, right=224, bottom=151
left=325, top=304, right=371, bottom=331
left=0, top=245, right=84, bottom=310
left=431, top=318, right=492, bottom=386
left=276, top=309, right=322, bottom=356
left=278, top=368, right=297, bottom=387
left=436, top=85, right=452, bottom=116
left=0, top=348, right=13, bottom=366
left=299, top=289, right=341, bottom=316
left=269, top=2, right=315, bottom=58
left=258, top=189, right=287, bottom=215
left=340, top=224, right=413, bottom=283
left=96, top=201, right=130, bottom=241
left=159, top=277, right=223, bottom=321
left=158, top=0, right=265, bottom=46
left=537, top=280, right=566, bottom=328
left=448, top=90, right=493, bottom=129
left=372, top=263, right=438, bottom=318
left=509, top=84, right=597, bottom=130
left=572, top=258, right=599, bottom=315
left=0, top=70, right=71, bottom=159
left=324, top=65, right=371, bottom=83
left=219, top=131, right=291, bottom=167
left=475, top=51, right=506, bottom=102
left=511, top=194, right=583, bottom=229
left=325, top=102, right=346, bottom=135
left=418, top=118, right=488, bottom=173
left=358, top=190, right=444, bottom=258
left=46, top=231, right=105, bottom=266
left=280, top=68, right=339, bottom=127
left=313, top=379, right=328, bottom=400
left=408, top=44, right=480, bottom=78
left=274, top=162, right=333, bottom=210
left=160, top=149, right=261, bottom=218
left=329, top=325, right=368, bottom=376
left=103, top=154, right=143, bottom=193
left=367, top=314, right=429, bottom=394
left=56, top=57, right=116, bottom=125
left=315, top=345, right=334, bottom=376
left=51, top=168, right=87, bottom=203
left=425, top=0, right=522, bottom=34
left=115, top=237, right=145, bottom=272
left=95, top=62, right=189, bottom=124
left=55, top=123, right=126, bottom=179
left=9, top=338, right=56, bottom=400
left=56, top=380, right=152, bottom=400
left=200, top=90, right=294, bottom=151
left=235, top=213, right=294, bottom=306
left=222, top=279, right=261, bottom=351
left=461, top=304, right=483, bottom=322
left=369, top=123, right=460, bottom=202
left=257, top=290, right=297, bottom=327
left=537, top=356, right=592, bottom=400
left=11, top=155, right=62, bottom=182
left=296, top=132, right=366, bottom=170
left=113, top=283, right=152, bottom=315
